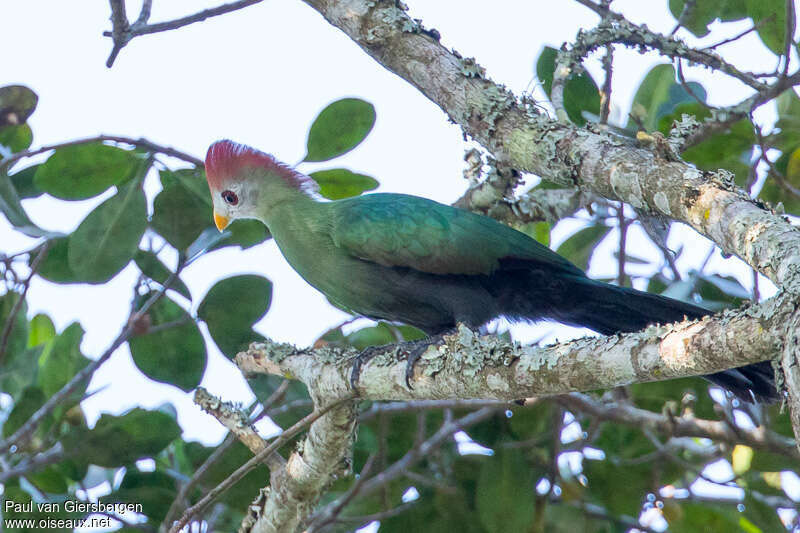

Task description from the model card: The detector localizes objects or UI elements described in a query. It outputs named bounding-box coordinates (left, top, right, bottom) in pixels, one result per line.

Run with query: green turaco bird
left=205, top=140, right=776, bottom=402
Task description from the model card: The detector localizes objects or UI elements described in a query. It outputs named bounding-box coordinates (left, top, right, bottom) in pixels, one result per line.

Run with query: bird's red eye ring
left=221, top=190, right=239, bottom=205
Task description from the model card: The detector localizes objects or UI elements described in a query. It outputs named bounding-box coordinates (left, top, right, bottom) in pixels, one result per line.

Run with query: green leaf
left=198, top=275, right=272, bottom=358
left=184, top=440, right=270, bottom=507
left=679, top=115, right=755, bottom=186
left=310, top=168, right=378, bottom=200
left=0, top=291, right=28, bottom=367
left=305, top=98, right=376, bottom=162
left=0, top=168, right=48, bottom=237
left=73, top=408, right=181, bottom=467
left=695, top=273, right=749, bottom=307
left=134, top=250, right=192, bottom=300
left=475, top=448, right=535, bottom=533
left=536, top=46, right=601, bottom=126
left=668, top=0, right=748, bottom=37
left=151, top=182, right=211, bottom=252
left=0, top=85, right=38, bottom=126
left=107, top=469, right=176, bottom=522
left=38, top=238, right=82, bottom=283
left=346, top=322, right=397, bottom=350
left=28, top=313, right=56, bottom=347
left=742, top=493, right=786, bottom=532
left=519, top=221, right=551, bottom=246
left=67, top=178, right=147, bottom=283
left=129, top=294, right=206, bottom=391
left=38, top=322, right=90, bottom=398
left=669, top=502, right=743, bottom=532
left=34, top=142, right=139, bottom=200
left=29, top=465, right=69, bottom=494
left=9, top=164, right=43, bottom=199
left=759, top=146, right=800, bottom=214
left=774, top=90, right=800, bottom=150
left=631, top=64, right=706, bottom=132
left=0, top=124, right=33, bottom=153
left=555, top=224, right=611, bottom=270
left=3, top=386, right=46, bottom=438
left=744, top=0, right=788, bottom=54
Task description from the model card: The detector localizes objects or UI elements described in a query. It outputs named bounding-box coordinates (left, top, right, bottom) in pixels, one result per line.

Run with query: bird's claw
left=349, top=345, right=385, bottom=390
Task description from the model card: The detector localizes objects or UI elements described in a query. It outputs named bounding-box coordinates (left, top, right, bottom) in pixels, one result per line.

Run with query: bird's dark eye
left=221, top=190, right=239, bottom=205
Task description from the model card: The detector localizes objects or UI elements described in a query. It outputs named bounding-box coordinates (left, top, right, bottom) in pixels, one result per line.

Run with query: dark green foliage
left=151, top=181, right=211, bottom=252
left=106, top=469, right=177, bottom=522
left=633, top=64, right=707, bottom=132
left=536, top=46, right=601, bottom=126
left=198, top=274, right=272, bottom=358
left=37, top=322, right=90, bottom=399
left=668, top=0, right=748, bottom=38
left=128, top=294, right=206, bottom=391
left=304, top=98, right=376, bottom=162
left=555, top=224, right=611, bottom=270
left=67, top=178, right=148, bottom=283
left=68, top=408, right=181, bottom=467
left=3, top=386, right=46, bottom=438
left=34, top=143, right=139, bottom=200
left=476, top=448, right=536, bottom=532
left=310, top=168, right=379, bottom=199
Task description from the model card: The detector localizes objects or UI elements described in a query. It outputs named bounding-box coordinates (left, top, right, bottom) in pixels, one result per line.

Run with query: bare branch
left=103, top=0, right=265, bottom=66
left=557, top=392, right=798, bottom=459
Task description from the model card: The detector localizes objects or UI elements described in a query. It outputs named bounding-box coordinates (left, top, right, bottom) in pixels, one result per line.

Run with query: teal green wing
left=330, top=193, right=584, bottom=276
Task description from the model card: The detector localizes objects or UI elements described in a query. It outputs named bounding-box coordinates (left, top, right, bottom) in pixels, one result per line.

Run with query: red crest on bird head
left=205, top=140, right=317, bottom=194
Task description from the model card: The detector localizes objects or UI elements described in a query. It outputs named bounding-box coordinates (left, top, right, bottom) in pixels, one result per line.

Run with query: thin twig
left=0, top=135, right=203, bottom=171
left=103, top=0, right=265, bottom=66
left=0, top=443, right=66, bottom=483
left=106, top=0, right=130, bottom=67
left=599, top=44, right=613, bottom=124
left=783, top=0, right=796, bottom=77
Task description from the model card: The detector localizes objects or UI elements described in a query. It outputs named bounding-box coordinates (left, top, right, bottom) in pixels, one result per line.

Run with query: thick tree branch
left=299, top=0, right=800, bottom=297
left=238, top=295, right=790, bottom=403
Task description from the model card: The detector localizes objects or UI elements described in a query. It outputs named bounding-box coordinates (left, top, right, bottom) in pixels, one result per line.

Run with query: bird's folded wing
left=330, top=194, right=582, bottom=277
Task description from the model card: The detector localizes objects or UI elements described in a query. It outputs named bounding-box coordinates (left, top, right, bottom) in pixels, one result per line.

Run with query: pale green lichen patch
left=315, top=344, right=355, bottom=364
left=459, top=57, right=486, bottom=79
left=249, top=340, right=298, bottom=363
left=653, top=191, right=671, bottom=216
left=430, top=324, right=520, bottom=378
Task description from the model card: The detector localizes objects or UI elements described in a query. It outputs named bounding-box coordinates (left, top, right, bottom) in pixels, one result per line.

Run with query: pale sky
left=0, top=0, right=787, bottom=447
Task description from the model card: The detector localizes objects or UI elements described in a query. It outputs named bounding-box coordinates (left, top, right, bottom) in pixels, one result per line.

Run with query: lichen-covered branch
left=299, top=0, right=800, bottom=297
left=241, top=397, right=358, bottom=533
left=237, top=294, right=791, bottom=404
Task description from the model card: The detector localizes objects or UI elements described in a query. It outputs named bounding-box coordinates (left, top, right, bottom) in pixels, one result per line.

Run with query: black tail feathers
left=546, top=278, right=777, bottom=403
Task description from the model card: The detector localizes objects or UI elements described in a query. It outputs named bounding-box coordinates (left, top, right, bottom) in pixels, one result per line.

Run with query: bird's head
left=205, top=140, right=318, bottom=231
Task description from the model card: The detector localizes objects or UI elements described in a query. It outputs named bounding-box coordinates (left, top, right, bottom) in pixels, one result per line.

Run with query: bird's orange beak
left=214, top=210, right=230, bottom=231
